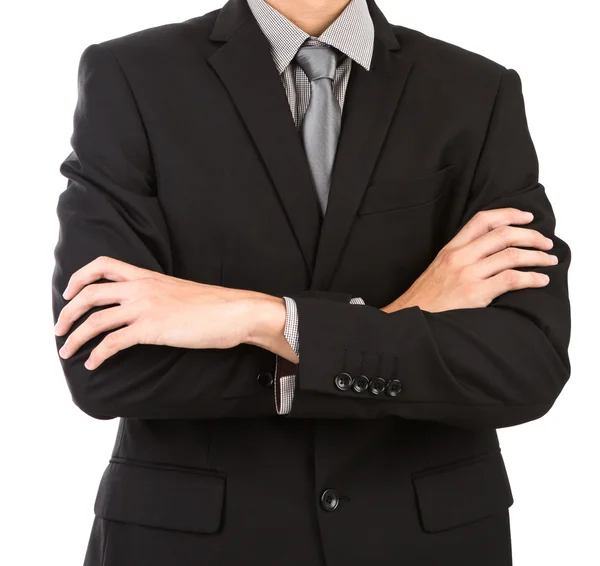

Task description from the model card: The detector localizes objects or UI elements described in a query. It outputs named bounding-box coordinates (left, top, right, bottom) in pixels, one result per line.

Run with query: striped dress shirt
left=245, top=0, right=373, bottom=414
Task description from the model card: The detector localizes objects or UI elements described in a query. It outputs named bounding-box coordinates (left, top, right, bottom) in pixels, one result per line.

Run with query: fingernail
left=541, top=274, right=550, bottom=283
left=524, top=211, right=534, bottom=219
left=550, top=255, right=559, bottom=264
left=546, top=238, right=554, bottom=247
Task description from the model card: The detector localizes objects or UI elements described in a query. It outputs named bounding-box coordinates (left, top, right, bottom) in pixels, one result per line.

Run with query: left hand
left=54, top=256, right=287, bottom=370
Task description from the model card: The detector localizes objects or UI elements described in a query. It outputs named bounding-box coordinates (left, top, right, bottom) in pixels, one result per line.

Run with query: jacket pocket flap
left=412, top=449, right=513, bottom=533
left=358, top=164, right=455, bottom=215
left=94, top=459, right=226, bottom=534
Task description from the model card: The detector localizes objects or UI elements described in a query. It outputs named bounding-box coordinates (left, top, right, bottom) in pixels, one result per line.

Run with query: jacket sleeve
left=51, top=43, right=348, bottom=421
left=274, top=296, right=366, bottom=415
left=285, top=68, right=572, bottom=430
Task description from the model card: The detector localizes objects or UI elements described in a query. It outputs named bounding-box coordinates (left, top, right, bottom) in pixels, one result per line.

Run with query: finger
left=483, top=269, right=550, bottom=302
left=62, top=256, right=153, bottom=301
left=58, top=304, right=138, bottom=360
left=468, top=225, right=554, bottom=261
left=55, top=281, right=138, bottom=336
left=475, top=248, right=558, bottom=279
left=447, top=208, right=535, bottom=250
left=84, top=326, right=140, bottom=371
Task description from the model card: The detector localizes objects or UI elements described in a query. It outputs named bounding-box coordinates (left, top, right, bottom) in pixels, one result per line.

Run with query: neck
left=263, top=0, right=352, bottom=36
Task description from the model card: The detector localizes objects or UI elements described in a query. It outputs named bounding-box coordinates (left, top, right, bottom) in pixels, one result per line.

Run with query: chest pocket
left=358, top=164, right=455, bottom=215
left=412, top=448, right=514, bottom=533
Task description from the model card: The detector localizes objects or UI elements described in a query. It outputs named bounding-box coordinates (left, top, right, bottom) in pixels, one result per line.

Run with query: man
left=52, top=0, right=571, bottom=564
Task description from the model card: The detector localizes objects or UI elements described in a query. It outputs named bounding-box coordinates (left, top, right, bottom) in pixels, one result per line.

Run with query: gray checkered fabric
left=246, top=0, right=373, bottom=414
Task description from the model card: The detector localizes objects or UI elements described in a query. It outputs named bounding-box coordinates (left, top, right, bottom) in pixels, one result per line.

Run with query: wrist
left=242, top=293, right=287, bottom=351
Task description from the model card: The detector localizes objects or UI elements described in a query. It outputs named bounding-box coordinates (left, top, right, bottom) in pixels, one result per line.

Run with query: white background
left=1, top=1, right=597, bottom=564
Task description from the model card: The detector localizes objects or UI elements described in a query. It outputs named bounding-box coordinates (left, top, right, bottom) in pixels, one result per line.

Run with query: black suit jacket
left=52, top=0, right=571, bottom=564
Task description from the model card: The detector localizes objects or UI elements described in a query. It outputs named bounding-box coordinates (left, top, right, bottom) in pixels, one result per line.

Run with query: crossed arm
left=52, top=45, right=571, bottom=428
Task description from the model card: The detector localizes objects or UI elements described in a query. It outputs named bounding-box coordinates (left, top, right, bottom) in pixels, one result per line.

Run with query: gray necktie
left=294, top=44, right=342, bottom=215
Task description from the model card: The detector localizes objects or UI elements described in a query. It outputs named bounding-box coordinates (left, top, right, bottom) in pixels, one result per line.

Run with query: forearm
left=53, top=280, right=280, bottom=420
left=55, top=267, right=345, bottom=421
left=281, top=291, right=569, bottom=429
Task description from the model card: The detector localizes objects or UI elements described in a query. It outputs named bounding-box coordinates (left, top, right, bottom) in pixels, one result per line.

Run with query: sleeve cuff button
left=353, top=375, right=370, bottom=393
left=386, top=379, right=403, bottom=397
left=257, top=372, right=274, bottom=388
left=369, top=377, right=387, bottom=395
left=334, top=372, right=354, bottom=391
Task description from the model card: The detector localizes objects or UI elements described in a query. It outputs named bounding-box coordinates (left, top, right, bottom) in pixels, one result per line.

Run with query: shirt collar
left=246, top=0, right=374, bottom=75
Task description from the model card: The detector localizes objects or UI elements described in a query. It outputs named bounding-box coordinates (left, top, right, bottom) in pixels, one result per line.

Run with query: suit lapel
left=208, top=0, right=322, bottom=276
left=311, top=1, right=413, bottom=290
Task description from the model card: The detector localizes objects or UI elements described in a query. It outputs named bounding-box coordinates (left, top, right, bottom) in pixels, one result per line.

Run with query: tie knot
left=294, top=44, right=338, bottom=82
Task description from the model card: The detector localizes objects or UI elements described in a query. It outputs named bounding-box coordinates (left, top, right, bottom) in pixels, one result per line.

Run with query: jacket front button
left=369, top=377, right=387, bottom=395
left=320, top=488, right=340, bottom=511
left=334, top=372, right=354, bottom=391
left=386, top=379, right=403, bottom=397
left=257, top=372, right=274, bottom=388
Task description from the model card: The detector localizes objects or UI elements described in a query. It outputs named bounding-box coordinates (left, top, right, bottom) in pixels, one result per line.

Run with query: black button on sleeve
left=320, top=489, right=340, bottom=511
left=257, top=372, right=274, bottom=388
left=369, top=377, right=387, bottom=395
left=353, top=374, right=370, bottom=393
left=386, top=379, right=403, bottom=397
left=334, top=372, right=354, bottom=391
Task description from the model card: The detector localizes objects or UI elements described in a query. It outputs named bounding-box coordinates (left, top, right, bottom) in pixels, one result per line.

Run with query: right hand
left=382, top=208, right=558, bottom=313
